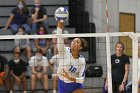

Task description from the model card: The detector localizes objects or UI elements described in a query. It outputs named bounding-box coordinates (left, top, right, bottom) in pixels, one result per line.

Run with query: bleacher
left=0, top=0, right=69, bottom=27
left=0, top=0, right=75, bottom=56
left=0, top=0, right=103, bottom=93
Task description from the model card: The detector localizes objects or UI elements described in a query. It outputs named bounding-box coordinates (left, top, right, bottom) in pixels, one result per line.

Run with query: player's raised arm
left=57, top=21, right=66, bottom=56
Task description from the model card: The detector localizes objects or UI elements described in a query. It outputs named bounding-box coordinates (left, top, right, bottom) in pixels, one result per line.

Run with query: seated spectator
left=31, top=0, right=49, bottom=34
left=9, top=52, right=27, bottom=93
left=29, top=49, right=48, bottom=93
left=14, top=26, right=32, bottom=60
left=51, top=28, right=69, bottom=55
left=34, top=25, right=50, bottom=56
left=0, top=54, right=10, bottom=92
left=1, top=0, right=31, bottom=35
left=49, top=49, right=59, bottom=93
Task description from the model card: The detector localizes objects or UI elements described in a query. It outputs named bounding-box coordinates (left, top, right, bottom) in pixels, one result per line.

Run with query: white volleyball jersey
left=57, top=28, right=86, bottom=84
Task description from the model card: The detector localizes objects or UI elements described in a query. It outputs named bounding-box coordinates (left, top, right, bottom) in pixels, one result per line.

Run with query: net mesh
left=0, top=33, right=139, bottom=93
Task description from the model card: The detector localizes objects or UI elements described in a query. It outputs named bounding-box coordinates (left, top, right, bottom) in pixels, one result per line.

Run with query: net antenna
left=104, top=0, right=113, bottom=92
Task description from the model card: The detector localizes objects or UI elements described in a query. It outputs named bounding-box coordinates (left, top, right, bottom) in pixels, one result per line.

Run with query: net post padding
left=106, top=32, right=113, bottom=93
left=131, top=34, right=138, bottom=93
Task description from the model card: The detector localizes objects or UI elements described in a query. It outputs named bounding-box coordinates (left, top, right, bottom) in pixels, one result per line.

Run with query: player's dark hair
left=79, top=38, right=87, bottom=50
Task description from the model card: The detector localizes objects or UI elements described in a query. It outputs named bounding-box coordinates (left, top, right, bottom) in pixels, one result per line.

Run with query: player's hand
left=57, top=21, right=63, bottom=29
left=61, top=69, right=76, bottom=82
left=1, top=27, right=7, bottom=31
left=61, top=69, right=70, bottom=79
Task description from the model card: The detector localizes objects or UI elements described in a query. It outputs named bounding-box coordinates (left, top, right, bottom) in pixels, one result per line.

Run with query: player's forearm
left=68, top=76, right=84, bottom=84
left=68, top=76, right=76, bottom=82
left=57, top=26, right=65, bottom=56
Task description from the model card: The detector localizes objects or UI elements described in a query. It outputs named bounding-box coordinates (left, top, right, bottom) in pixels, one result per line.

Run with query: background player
left=105, top=42, right=130, bottom=93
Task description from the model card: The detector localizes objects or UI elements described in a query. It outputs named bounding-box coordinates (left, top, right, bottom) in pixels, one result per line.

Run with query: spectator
left=14, top=26, right=32, bottom=60
left=34, top=25, right=50, bottom=56
left=29, top=49, right=49, bottom=93
left=105, top=42, right=130, bottom=93
left=0, top=55, right=10, bottom=93
left=49, top=49, right=59, bottom=93
left=31, top=0, right=49, bottom=34
left=1, top=0, right=31, bottom=34
left=9, top=52, right=27, bottom=93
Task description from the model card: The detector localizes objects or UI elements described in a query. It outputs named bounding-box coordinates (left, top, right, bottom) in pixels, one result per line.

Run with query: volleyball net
left=0, top=32, right=139, bottom=93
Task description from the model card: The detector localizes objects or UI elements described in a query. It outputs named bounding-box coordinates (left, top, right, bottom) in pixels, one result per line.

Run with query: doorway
left=119, top=13, right=135, bottom=56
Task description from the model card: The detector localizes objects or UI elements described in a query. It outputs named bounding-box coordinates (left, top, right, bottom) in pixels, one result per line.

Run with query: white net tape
left=0, top=32, right=134, bottom=40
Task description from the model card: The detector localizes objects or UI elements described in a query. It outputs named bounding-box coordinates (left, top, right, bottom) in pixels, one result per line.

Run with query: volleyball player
left=56, top=21, right=87, bottom=93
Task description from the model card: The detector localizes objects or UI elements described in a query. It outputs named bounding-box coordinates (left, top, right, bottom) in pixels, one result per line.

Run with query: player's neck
left=71, top=51, right=79, bottom=59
